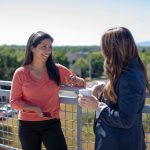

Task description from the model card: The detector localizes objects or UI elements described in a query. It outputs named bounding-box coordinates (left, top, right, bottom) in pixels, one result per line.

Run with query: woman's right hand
left=23, top=104, right=43, bottom=117
left=32, top=106, right=43, bottom=117
left=78, top=95, right=99, bottom=110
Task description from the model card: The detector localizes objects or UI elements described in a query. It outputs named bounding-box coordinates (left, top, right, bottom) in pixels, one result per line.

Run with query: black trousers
left=19, top=119, right=68, bottom=150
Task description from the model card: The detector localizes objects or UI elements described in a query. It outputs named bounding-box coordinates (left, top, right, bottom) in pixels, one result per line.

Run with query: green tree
left=53, top=50, right=69, bottom=67
left=74, top=52, right=104, bottom=78
left=89, top=52, right=104, bottom=78
left=0, top=47, right=24, bottom=80
left=139, top=51, right=150, bottom=65
left=146, top=63, right=150, bottom=81
left=74, top=57, right=89, bottom=78
left=0, top=51, right=21, bottom=80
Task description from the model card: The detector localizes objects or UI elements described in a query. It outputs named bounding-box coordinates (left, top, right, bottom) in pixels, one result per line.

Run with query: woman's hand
left=92, top=83, right=105, bottom=99
left=65, top=75, right=85, bottom=87
left=23, top=104, right=43, bottom=117
left=32, top=106, right=43, bottom=117
left=78, top=95, right=99, bottom=109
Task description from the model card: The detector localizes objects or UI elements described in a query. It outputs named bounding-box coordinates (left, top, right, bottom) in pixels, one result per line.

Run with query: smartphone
left=43, top=112, right=52, bottom=118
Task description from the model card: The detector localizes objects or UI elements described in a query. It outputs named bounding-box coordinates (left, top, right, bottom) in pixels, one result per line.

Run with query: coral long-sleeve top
left=10, top=64, right=73, bottom=121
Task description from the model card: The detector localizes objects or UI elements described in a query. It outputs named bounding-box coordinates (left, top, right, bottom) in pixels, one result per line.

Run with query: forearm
left=22, top=103, right=43, bottom=116
left=10, top=99, right=26, bottom=111
left=98, top=107, right=136, bottom=129
left=65, top=75, right=86, bottom=87
left=10, top=99, right=39, bottom=113
left=95, top=98, right=139, bottom=129
left=23, top=103, right=37, bottom=112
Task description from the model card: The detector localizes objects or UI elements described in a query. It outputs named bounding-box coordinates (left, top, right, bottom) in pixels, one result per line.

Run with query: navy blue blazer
left=94, top=57, right=146, bottom=150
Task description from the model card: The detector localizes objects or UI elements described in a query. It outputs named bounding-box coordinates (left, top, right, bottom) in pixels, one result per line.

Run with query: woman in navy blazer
left=78, top=27, right=150, bottom=150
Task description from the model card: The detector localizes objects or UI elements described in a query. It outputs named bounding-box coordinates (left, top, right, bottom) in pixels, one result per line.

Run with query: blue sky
left=0, top=0, right=150, bottom=46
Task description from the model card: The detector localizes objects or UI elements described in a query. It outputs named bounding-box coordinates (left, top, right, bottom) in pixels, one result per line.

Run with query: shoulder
left=14, top=66, right=28, bottom=75
left=56, top=63, right=71, bottom=72
left=12, top=66, right=28, bottom=82
left=55, top=64, right=75, bottom=82
left=56, top=63, right=68, bottom=70
left=118, top=69, right=146, bottom=94
left=120, top=69, right=144, bottom=84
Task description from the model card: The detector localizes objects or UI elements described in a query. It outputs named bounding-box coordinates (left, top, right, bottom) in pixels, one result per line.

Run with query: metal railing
left=0, top=80, right=150, bottom=150
left=0, top=80, right=85, bottom=150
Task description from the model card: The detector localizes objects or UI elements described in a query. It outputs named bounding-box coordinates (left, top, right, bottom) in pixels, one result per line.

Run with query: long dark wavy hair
left=101, top=27, right=150, bottom=103
left=22, top=31, right=60, bottom=85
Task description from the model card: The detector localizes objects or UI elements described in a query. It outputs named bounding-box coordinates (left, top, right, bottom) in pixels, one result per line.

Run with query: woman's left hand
left=65, top=75, right=85, bottom=87
left=78, top=95, right=99, bottom=109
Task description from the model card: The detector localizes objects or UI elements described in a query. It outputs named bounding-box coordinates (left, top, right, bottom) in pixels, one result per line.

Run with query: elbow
left=9, top=99, right=25, bottom=111
left=10, top=100, right=16, bottom=109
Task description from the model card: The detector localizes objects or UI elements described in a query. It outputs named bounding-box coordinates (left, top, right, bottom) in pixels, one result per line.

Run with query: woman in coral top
left=10, top=31, right=85, bottom=150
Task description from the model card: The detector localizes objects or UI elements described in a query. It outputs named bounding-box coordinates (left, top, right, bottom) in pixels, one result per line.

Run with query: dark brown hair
left=101, top=27, right=150, bottom=103
left=22, top=31, right=60, bottom=85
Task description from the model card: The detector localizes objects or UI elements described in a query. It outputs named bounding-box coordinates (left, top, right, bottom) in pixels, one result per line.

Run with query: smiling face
left=31, top=38, right=52, bottom=63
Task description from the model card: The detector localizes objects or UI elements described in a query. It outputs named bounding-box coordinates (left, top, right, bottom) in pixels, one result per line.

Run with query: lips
left=42, top=54, right=49, bottom=61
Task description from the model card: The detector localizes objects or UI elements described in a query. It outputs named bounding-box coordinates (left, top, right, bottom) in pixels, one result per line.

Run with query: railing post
left=77, top=104, right=82, bottom=150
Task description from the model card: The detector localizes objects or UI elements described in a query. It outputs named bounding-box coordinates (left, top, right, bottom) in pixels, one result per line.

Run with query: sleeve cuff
left=96, top=102, right=107, bottom=119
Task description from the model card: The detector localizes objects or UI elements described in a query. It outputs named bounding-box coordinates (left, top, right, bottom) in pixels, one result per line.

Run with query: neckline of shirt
left=23, top=65, right=48, bottom=82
